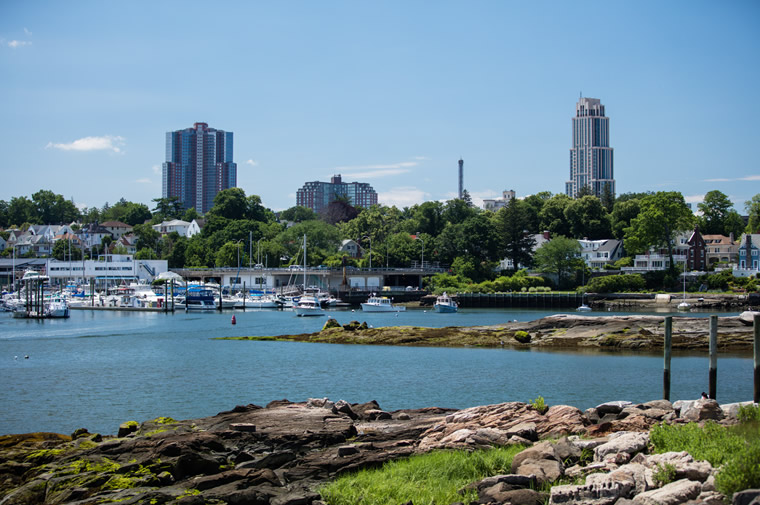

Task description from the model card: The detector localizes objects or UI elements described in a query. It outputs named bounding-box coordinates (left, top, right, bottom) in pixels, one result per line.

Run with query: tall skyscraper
left=566, top=97, right=615, bottom=199
left=162, top=122, right=237, bottom=214
left=458, top=158, right=464, bottom=199
left=296, top=174, right=378, bottom=213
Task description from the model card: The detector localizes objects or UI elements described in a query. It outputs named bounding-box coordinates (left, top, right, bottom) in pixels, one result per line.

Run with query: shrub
left=653, top=463, right=676, bottom=486
left=714, top=441, right=760, bottom=497
left=514, top=331, right=531, bottom=344
left=584, top=274, right=646, bottom=293
left=529, top=396, right=548, bottom=414
left=738, top=404, right=760, bottom=423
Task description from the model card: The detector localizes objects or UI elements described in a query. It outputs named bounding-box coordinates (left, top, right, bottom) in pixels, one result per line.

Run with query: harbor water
left=0, top=307, right=753, bottom=436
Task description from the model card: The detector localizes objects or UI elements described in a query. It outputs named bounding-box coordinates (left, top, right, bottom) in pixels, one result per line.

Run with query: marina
left=1, top=306, right=753, bottom=437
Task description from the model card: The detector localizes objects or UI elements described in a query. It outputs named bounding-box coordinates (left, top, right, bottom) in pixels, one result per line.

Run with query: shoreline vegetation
left=216, top=313, right=757, bottom=352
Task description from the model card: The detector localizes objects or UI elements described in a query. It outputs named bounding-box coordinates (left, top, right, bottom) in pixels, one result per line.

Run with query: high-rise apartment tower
left=162, top=122, right=237, bottom=214
left=296, top=174, right=378, bottom=213
left=565, top=98, right=615, bottom=199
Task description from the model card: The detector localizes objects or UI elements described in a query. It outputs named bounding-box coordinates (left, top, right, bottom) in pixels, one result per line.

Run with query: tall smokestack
left=458, top=158, right=464, bottom=199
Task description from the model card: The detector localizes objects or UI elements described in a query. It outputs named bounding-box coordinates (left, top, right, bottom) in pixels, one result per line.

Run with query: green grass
left=319, top=446, right=524, bottom=505
left=650, top=409, right=760, bottom=497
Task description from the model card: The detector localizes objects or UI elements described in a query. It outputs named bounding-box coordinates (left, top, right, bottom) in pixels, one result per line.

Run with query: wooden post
left=709, top=315, right=718, bottom=400
left=218, top=285, right=223, bottom=312
left=170, top=280, right=174, bottom=312
left=664, top=316, right=672, bottom=401
left=754, top=314, right=759, bottom=404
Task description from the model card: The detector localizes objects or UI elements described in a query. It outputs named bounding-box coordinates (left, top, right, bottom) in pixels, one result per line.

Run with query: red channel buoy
left=231, top=315, right=237, bottom=325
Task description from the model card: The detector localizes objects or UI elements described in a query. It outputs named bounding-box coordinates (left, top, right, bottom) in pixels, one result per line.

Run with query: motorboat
left=46, top=295, right=70, bottom=318
left=361, top=295, right=406, bottom=312
left=235, top=294, right=283, bottom=309
left=294, top=296, right=325, bottom=317
left=433, top=292, right=458, bottom=313
left=576, top=303, right=592, bottom=312
left=178, top=286, right=217, bottom=311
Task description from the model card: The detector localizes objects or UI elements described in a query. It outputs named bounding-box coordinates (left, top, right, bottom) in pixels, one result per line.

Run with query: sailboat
left=577, top=267, right=591, bottom=312
left=294, top=235, right=325, bottom=317
left=677, top=261, right=691, bottom=312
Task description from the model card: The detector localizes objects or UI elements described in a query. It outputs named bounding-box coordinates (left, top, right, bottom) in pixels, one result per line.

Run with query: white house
left=578, top=238, right=624, bottom=269
left=483, top=190, right=516, bottom=212
left=153, top=219, right=191, bottom=237
left=101, top=221, right=133, bottom=239
left=339, top=239, right=363, bottom=258
left=499, top=231, right=550, bottom=270
left=46, top=254, right=168, bottom=284
left=185, top=219, right=205, bottom=238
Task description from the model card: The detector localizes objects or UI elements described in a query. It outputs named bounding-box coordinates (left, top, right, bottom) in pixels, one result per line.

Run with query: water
left=0, top=307, right=753, bottom=436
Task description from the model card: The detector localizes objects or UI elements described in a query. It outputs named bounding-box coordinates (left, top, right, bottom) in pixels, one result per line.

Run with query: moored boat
left=433, top=292, right=458, bottom=313
left=361, top=295, right=405, bottom=312
left=294, top=296, right=325, bottom=317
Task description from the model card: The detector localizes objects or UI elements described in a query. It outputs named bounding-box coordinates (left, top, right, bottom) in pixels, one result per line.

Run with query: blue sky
left=1, top=1, right=758, bottom=213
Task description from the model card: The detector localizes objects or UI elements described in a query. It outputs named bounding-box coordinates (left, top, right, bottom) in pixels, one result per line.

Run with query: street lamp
left=362, top=235, right=372, bottom=270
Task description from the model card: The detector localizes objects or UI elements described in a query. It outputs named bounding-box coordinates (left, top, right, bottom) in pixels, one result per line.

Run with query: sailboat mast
left=303, top=234, right=307, bottom=292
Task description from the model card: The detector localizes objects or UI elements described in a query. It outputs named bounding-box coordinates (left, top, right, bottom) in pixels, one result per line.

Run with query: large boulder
left=632, top=478, right=701, bottom=505
left=682, top=399, right=724, bottom=422
left=594, top=431, right=649, bottom=461
left=511, top=441, right=564, bottom=484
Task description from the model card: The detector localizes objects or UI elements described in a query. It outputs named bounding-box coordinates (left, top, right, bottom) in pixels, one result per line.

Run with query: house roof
left=156, top=219, right=190, bottom=227
left=596, top=239, right=622, bottom=253
left=702, top=234, right=734, bottom=245
left=101, top=221, right=132, bottom=228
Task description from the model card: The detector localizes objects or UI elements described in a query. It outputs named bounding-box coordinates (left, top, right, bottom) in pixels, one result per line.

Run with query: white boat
left=576, top=304, right=592, bottom=312
left=293, top=235, right=325, bottom=317
left=294, top=295, right=325, bottom=317
left=46, top=295, right=70, bottom=318
left=361, top=295, right=406, bottom=312
left=235, top=294, right=282, bottom=309
left=433, top=292, right=458, bottom=313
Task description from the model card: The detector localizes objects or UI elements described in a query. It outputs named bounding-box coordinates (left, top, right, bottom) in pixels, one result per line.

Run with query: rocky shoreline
left=220, top=314, right=758, bottom=351
left=0, top=397, right=756, bottom=505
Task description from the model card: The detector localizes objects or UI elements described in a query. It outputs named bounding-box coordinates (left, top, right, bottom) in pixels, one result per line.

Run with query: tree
left=495, top=199, right=536, bottom=271
left=539, top=194, right=572, bottom=237
left=600, top=184, right=615, bottom=212
left=132, top=223, right=160, bottom=252
left=697, top=190, right=739, bottom=236
left=522, top=192, right=551, bottom=234
left=31, top=190, right=80, bottom=224
left=320, top=196, right=358, bottom=225
left=135, top=248, right=158, bottom=260
left=52, top=239, right=83, bottom=261
left=564, top=195, right=611, bottom=239
left=533, top=236, right=583, bottom=289
left=6, top=196, right=37, bottom=226
left=207, top=188, right=248, bottom=220
left=182, top=207, right=200, bottom=223
left=624, top=191, right=695, bottom=270
left=610, top=198, right=641, bottom=240
left=215, top=241, right=246, bottom=268
left=746, top=194, right=760, bottom=234
left=280, top=206, right=317, bottom=222
left=442, top=198, right=478, bottom=225
left=574, top=185, right=593, bottom=198
left=151, top=197, right=183, bottom=221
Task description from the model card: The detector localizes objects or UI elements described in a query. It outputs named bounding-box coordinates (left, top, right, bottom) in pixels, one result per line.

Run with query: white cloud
left=334, top=160, right=419, bottom=179
left=412, top=156, right=429, bottom=161
left=46, top=135, right=125, bottom=154
left=684, top=194, right=705, bottom=205
left=246, top=159, right=258, bottom=166
left=24, top=28, right=32, bottom=36
left=378, top=186, right=430, bottom=208
left=135, top=178, right=152, bottom=184
left=152, top=164, right=161, bottom=174
left=704, top=174, right=760, bottom=183
left=7, top=40, right=31, bottom=48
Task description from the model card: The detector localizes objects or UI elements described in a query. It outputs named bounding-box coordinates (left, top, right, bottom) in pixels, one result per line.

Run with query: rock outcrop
left=0, top=397, right=754, bottom=504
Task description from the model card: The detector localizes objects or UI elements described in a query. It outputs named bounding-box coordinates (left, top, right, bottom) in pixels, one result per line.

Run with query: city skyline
left=1, top=1, right=759, bottom=213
